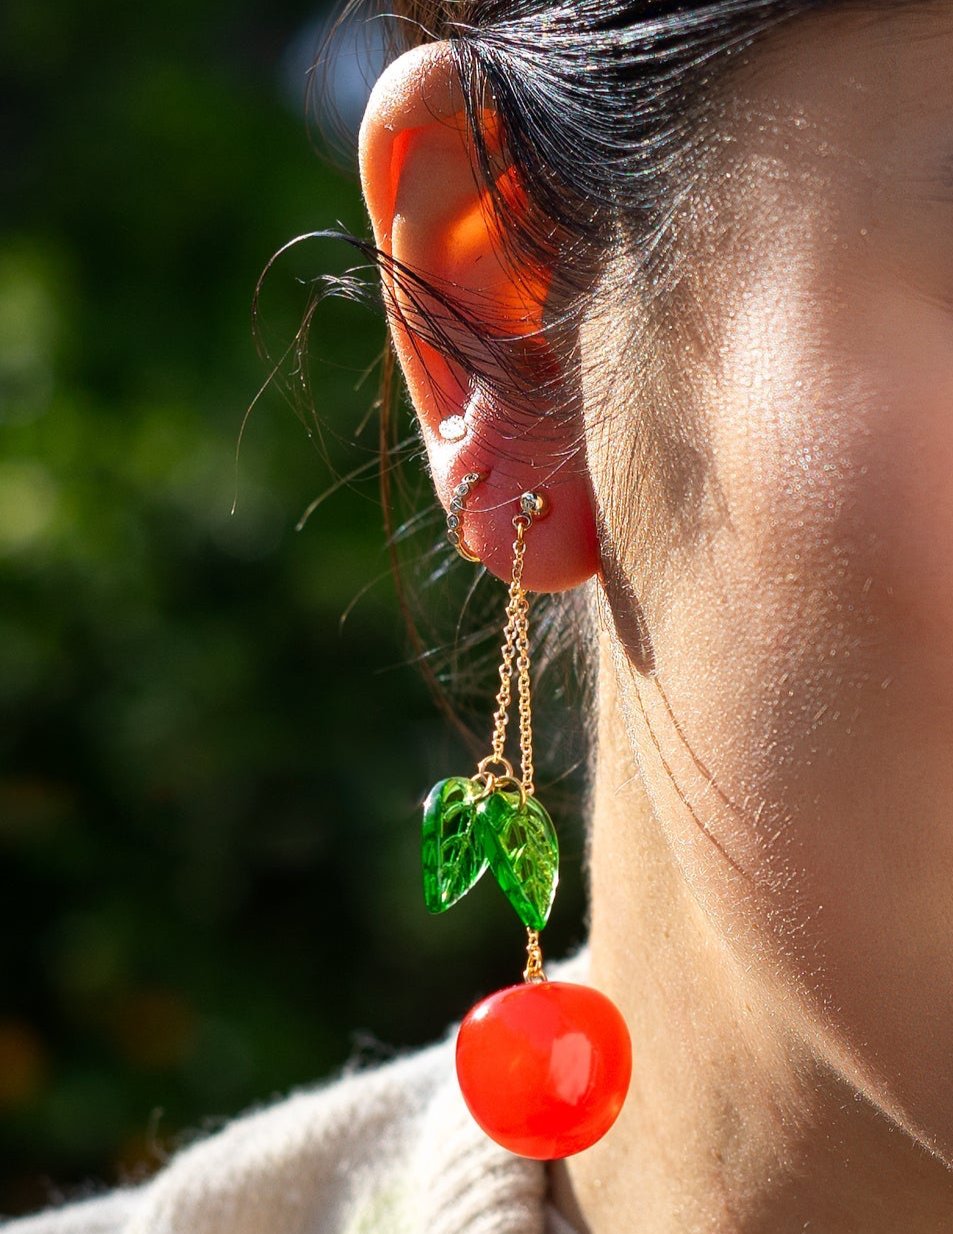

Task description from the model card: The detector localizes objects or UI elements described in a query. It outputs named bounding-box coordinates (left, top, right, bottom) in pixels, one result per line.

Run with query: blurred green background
left=0, top=0, right=587, bottom=1217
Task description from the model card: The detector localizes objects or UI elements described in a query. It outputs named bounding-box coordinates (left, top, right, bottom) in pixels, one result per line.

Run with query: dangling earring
left=422, top=486, right=632, bottom=1160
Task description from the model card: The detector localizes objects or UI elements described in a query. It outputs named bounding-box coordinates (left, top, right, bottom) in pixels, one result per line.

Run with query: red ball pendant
left=455, top=980, right=632, bottom=1159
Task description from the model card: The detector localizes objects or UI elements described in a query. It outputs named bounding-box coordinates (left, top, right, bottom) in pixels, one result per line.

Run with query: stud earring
left=438, top=414, right=467, bottom=443
left=422, top=489, right=632, bottom=1160
left=446, top=472, right=482, bottom=563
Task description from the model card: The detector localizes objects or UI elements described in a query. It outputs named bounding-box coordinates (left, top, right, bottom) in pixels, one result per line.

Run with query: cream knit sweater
left=3, top=955, right=589, bottom=1234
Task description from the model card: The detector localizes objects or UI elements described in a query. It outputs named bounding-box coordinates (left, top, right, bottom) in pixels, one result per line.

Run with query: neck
left=552, top=631, right=953, bottom=1234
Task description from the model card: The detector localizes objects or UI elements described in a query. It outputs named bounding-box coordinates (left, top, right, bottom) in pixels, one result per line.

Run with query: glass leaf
left=421, top=777, right=488, bottom=914
left=476, top=790, right=560, bottom=930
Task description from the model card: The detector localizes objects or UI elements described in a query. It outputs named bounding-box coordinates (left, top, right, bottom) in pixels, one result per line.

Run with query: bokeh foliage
left=0, top=0, right=587, bottom=1216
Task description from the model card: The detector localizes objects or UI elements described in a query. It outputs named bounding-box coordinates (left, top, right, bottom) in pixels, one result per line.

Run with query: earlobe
left=359, top=43, right=599, bottom=592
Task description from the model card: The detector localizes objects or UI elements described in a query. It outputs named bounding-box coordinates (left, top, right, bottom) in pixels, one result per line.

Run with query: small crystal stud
left=438, top=415, right=467, bottom=442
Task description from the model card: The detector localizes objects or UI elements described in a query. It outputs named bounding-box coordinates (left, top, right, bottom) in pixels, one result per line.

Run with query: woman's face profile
left=585, top=3, right=953, bottom=1161
left=356, top=3, right=953, bottom=1221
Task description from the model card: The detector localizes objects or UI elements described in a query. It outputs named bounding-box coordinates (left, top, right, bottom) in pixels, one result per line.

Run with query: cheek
left=858, top=289, right=953, bottom=663
left=707, top=273, right=953, bottom=704
left=623, top=277, right=953, bottom=1150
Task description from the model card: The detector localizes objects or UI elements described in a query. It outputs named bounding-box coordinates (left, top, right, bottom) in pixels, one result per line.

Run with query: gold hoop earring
left=446, top=472, right=483, bottom=563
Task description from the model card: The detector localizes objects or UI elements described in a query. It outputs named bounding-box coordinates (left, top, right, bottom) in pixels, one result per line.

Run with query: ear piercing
left=438, top=415, right=467, bottom=443
left=446, top=481, right=551, bottom=565
left=446, top=472, right=483, bottom=563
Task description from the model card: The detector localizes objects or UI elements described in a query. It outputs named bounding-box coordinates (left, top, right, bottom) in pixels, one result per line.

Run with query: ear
left=358, top=42, right=598, bottom=592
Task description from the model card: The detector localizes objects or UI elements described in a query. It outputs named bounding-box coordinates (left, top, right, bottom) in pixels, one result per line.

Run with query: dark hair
left=390, top=0, right=807, bottom=258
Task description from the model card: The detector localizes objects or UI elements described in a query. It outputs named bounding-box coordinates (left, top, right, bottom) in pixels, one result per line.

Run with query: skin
left=360, top=6, right=953, bottom=1231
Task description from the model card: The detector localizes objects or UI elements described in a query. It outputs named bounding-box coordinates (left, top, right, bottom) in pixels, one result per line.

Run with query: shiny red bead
left=455, top=980, right=632, bottom=1159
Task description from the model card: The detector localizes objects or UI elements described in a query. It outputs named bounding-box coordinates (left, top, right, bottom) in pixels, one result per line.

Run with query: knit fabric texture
left=2, top=952, right=590, bottom=1234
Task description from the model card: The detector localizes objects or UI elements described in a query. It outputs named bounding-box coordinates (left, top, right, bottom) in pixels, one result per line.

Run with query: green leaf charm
left=422, top=777, right=488, bottom=914
left=476, top=791, right=559, bottom=930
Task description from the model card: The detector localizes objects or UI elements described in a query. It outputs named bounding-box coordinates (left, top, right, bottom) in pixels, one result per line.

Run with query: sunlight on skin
left=576, top=9, right=953, bottom=1233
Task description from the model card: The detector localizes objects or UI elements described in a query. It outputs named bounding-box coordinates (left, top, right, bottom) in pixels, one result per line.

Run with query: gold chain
left=488, top=518, right=530, bottom=773
left=486, top=494, right=547, bottom=986
left=514, top=556, right=534, bottom=796
left=524, top=928, right=547, bottom=982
